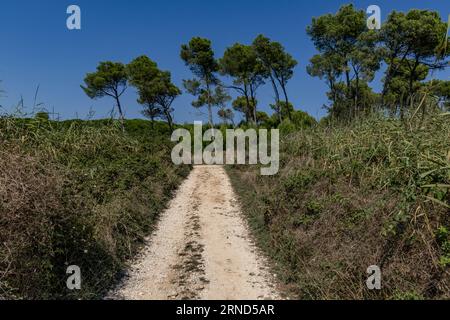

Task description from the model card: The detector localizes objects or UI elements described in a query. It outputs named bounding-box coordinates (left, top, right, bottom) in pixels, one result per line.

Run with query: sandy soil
left=108, top=165, right=280, bottom=300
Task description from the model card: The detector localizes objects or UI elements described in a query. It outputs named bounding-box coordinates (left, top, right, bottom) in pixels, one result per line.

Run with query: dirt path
left=109, top=165, right=280, bottom=300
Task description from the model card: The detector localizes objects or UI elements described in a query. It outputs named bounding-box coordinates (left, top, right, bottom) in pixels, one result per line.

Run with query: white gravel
left=108, top=165, right=280, bottom=300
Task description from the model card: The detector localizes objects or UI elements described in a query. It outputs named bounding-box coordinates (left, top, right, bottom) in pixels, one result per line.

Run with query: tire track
left=108, top=165, right=280, bottom=300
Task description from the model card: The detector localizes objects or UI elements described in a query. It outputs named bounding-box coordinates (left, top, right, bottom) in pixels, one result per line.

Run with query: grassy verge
left=0, top=118, right=190, bottom=299
left=227, top=114, right=450, bottom=299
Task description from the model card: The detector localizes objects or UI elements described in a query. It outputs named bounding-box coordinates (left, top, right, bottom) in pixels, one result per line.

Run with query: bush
left=34, top=111, right=50, bottom=121
left=278, top=111, right=317, bottom=135
left=278, top=119, right=297, bottom=135
left=228, top=113, right=450, bottom=299
left=0, top=117, right=190, bottom=299
left=291, top=110, right=317, bottom=128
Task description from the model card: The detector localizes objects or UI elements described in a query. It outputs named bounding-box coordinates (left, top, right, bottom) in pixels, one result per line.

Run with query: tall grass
left=0, top=116, right=190, bottom=299
left=228, top=112, right=450, bottom=299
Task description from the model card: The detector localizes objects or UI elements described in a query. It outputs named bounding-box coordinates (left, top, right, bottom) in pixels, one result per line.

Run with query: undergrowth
left=0, top=117, right=190, bottom=299
left=228, top=112, right=450, bottom=299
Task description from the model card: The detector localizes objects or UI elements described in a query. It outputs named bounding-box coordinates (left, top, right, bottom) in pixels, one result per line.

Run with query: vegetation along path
left=109, top=165, right=280, bottom=300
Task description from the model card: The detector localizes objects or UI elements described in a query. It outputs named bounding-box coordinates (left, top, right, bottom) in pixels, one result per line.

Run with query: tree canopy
left=79, top=5, right=449, bottom=129
left=220, top=43, right=266, bottom=124
left=307, top=4, right=381, bottom=119
left=181, top=37, right=221, bottom=127
left=307, top=4, right=449, bottom=120
left=81, top=61, right=128, bottom=125
left=380, top=9, right=449, bottom=117
left=128, top=55, right=180, bottom=130
left=253, top=35, right=297, bottom=121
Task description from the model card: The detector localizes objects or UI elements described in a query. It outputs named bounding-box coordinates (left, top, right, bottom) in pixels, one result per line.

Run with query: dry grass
left=0, top=117, right=190, bottom=299
left=0, top=148, right=65, bottom=299
left=228, top=112, right=450, bottom=300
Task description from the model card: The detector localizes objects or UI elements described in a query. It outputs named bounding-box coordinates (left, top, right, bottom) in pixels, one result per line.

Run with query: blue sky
left=0, top=0, right=448, bottom=123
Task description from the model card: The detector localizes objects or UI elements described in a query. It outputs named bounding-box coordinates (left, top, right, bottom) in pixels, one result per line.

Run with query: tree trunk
left=269, top=74, right=282, bottom=122
left=206, top=80, right=214, bottom=128
left=115, top=95, right=125, bottom=131
left=345, top=67, right=351, bottom=88
left=274, top=73, right=292, bottom=121
left=402, top=60, right=419, bottom=120
left=249, top=85, right=257, bottom=125
left=328, top=75, right=337, bottom=111
left=207, top=105, right=213, bottom=128
left=243, top=83, right=252, bottom=124
left=382, top=49, right=410, bottom=108
left=381, top=59, right=394, bottom=107
left=280, top=81, right=292, bottom=121
left=164, top=110, right=174, bottom=131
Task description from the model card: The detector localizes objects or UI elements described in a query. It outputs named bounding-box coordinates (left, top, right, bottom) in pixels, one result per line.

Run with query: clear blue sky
left=0, top=0, right=448, bottom=123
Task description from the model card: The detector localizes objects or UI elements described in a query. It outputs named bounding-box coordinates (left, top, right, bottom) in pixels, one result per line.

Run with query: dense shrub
left=278, top=110, right=317, bottom=134
left=0, top=117, right=190, bottom=299
left=228, top=113, right=450, bottom=299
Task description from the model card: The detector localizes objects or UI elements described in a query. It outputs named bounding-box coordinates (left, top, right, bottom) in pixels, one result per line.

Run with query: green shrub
left=0, top=117, right=190, bottom=299
left=278, top=119, right=297, bottom=135
left=228, top=113, right=450, bottom=299
left=291, top=110, right=317, bottom=128
left=436, top=226, right=450, bottom=268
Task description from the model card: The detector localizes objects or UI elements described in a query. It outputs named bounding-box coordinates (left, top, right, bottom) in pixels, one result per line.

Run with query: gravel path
left=108, top=165, right=280, bottom=300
